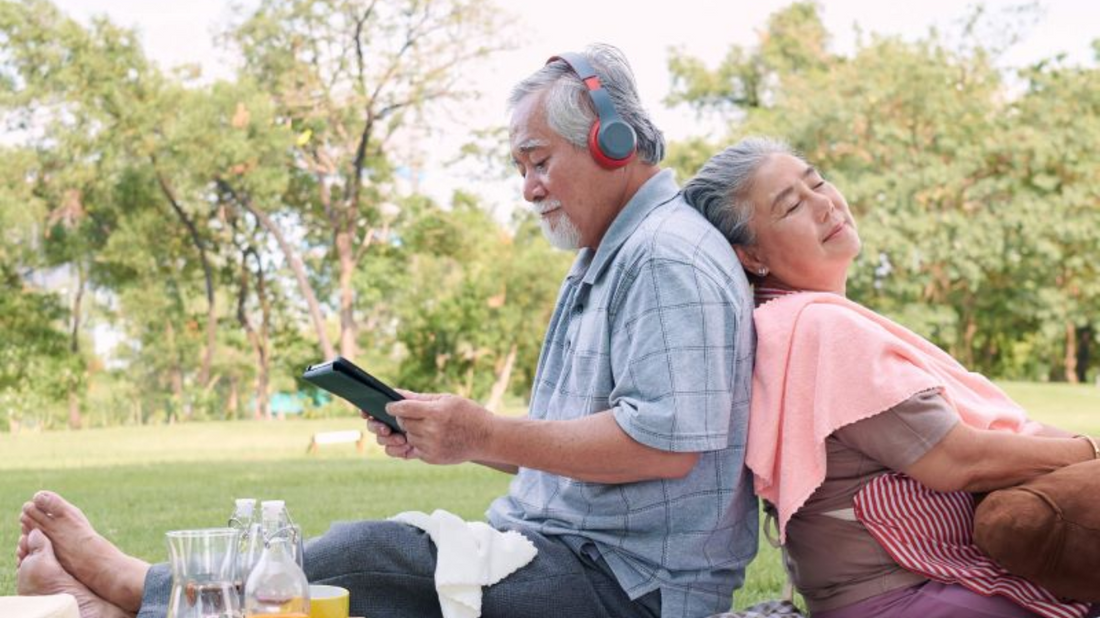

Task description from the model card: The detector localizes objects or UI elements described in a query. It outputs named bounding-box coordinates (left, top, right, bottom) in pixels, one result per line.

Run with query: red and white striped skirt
left=853, top=473, right=1090, bottom=618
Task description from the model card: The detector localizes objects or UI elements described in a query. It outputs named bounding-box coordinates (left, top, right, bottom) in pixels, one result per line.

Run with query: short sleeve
left=834, top=389, right=960, bottom=471
left=609, top=256, right=745, bottom=453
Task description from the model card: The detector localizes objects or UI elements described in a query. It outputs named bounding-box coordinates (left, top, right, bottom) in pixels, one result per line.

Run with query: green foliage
left=0, top=0, right=543, bottom=427
left=2, top=0, right=1097, bottom=430
left=0, top=262, right=75, bottom=431
left=668, top=2, right=1100, bottom=382
left=391, top=193, right=571, bottom=399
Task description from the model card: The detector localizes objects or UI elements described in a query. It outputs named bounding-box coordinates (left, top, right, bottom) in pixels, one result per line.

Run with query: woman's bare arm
left=904, top=423, right=1096, bottom=492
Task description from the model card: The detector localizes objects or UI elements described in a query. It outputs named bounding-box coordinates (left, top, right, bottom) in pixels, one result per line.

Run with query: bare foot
left=21, top=491, right=149, bottom=613
left=16, top=530, right=30, bottom=567
left=17, top=529, right=134, bottom=618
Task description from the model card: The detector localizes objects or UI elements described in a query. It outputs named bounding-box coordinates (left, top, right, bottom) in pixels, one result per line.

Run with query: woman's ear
left=734, top=245, right=765, bottom=274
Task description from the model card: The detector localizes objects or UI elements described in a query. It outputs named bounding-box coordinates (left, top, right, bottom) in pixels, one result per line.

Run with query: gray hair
left=509, top=43, right=665, bottom=165
left=682, top=137, right=800, bottom=246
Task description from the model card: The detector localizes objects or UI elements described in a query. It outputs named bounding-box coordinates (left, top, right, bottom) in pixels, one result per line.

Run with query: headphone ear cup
left=587, top=120, right=636, bottom=169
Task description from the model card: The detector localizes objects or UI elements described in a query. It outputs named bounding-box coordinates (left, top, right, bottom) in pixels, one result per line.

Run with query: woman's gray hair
left=682, top=137, right=799, bottom=246
left=509, top=43, right=665, bottom=165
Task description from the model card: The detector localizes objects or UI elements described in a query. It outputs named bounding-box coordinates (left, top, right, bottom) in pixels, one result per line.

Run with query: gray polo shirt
left=487, top=170, right=758, bottom=617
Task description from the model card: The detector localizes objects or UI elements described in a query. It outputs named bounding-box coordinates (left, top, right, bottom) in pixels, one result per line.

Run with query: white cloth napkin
left=0, top=594, right=80, bottom=618
left=390, top=509, right=538, bottom=618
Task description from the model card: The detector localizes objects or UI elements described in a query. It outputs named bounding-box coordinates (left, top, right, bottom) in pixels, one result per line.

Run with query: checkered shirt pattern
left=487, top=170, right=758, bottom=618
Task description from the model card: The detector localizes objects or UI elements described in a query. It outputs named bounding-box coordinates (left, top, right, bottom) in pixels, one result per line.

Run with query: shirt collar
left=580, top=169, right=679, bottom=286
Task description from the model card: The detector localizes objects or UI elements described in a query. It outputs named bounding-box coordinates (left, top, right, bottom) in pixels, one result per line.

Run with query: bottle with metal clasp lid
left=242, top=500, right=310, bottom=617
left=228, top=498, right=263, bottom=606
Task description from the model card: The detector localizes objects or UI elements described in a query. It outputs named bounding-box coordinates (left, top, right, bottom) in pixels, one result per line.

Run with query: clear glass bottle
left=228, top=499, right=258, bottom=530
left=228, top=499, right=262, bottom=605
left=243, top=500, right=310, bottom=618
left=259, top=499, right=305, bottom=569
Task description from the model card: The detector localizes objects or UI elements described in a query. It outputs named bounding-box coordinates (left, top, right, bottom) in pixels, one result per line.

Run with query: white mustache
left=532, top=199, right=562, bottom=215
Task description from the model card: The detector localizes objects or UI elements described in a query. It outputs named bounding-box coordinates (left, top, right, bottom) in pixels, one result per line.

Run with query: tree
left=0, top=0, right=584, bottom=428
left=0, top=261, right=76, bottom=431
left=0, top=0, right=156, bottom=425
left=666, top=2, right=1100, bottom=381
left=391, top=192, right=570, bottom=405
left=220, top=0, right=511, bottom=361
left=993, top=55, right=1100, bottom=381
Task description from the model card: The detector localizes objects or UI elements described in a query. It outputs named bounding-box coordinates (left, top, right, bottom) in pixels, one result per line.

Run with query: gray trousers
left=137, top=520, right=660, bottom=618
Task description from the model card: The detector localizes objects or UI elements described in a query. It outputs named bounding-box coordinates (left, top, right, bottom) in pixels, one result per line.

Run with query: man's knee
left=304, top=520, right=435, bottom=581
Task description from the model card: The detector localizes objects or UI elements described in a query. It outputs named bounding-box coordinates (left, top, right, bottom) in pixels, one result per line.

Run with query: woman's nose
left=815, top=193, right=835, bottom=220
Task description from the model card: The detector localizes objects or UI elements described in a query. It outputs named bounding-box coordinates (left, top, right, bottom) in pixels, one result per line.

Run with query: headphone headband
left=546, top=52, right=637, bottom=169
left=549, top=52, right=600, bottom=85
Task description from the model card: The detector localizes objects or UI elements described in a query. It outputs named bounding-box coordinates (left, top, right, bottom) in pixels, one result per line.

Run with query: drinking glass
left=166, top=528, right=243, bottom=618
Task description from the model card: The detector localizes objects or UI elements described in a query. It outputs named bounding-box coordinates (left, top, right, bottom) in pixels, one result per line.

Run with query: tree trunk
left=336, top=226, right=357, bottom=360
left=219, top=179, right=336, bottom=360
left=485, top=344, right=517, bottom=413
left=165, top=319, right=185, bottom=424
left=237, top=247, right=272, bottom=421
left=962, top=314, right=977, bottom=369
left=67, top=392, right=82, bottom=430
left=1064, top=321, right=1080, bottom=384
left=256, top=371, right=270, bottom=421
left=156, top=167, right=217, bottom=386
left=227, top=377, right=240, bottom=420
left=67, top=261, right=84, bottom=430
left=256, top=254, right=272, bottom=422
left=171, top=365, right=185, bottom=423
left=461, top=360, right=478, bottom=399
left=1076, top=326, right=1093, bottom=384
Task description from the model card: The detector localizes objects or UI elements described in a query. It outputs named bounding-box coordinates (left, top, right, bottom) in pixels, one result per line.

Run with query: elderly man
left=16, top=44, right=757, bottom=618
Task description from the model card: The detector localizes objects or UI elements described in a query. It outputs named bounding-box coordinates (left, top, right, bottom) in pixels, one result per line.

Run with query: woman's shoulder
left=756, top=292, right=875, bottom=329
left=753, top=294, right=909, bottom=362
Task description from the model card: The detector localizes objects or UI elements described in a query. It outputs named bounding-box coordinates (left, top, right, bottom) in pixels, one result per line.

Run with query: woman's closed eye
left=782, top=177, right=827, bottom=217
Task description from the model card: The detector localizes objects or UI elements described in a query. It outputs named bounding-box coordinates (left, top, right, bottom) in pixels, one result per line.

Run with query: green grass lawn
left=1, top=381, right=1096, bottom=609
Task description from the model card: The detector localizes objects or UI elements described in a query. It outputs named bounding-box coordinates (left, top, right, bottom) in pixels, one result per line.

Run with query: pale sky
left=50, top=0, right=1100, bottom=212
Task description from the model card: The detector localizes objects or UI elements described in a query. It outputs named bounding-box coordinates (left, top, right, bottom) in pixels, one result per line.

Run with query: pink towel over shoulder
left=747, top=292, right=1041, bottom=542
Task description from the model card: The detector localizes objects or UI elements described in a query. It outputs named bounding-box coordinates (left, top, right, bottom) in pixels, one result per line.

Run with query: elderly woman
left=682, top=138, right=1100, bottom=618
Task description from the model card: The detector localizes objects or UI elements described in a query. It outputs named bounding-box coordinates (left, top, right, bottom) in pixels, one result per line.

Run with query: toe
left=34, top=491, right=89, bottom=524
left=17, top=529, right=63, bottom=597
left=25, top=528, right=49, bottom=554
left=22, top=502, right=52, bottom=529
left=20, top=511, right=34, bottom=533
left=33, top=491, right=64, bottom=516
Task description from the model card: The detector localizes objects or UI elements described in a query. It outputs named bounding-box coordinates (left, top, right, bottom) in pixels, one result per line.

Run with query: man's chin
left=542, top=233, right=581, bottom=251
left=539, top=219, right=582, bottom=251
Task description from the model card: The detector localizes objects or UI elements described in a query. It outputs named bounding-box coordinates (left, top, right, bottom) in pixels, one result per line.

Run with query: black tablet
left=302, top=356, right=404, bottom=433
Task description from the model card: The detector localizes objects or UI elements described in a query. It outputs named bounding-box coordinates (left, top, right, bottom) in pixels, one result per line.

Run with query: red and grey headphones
left=547, top=52, right=637, bottom=169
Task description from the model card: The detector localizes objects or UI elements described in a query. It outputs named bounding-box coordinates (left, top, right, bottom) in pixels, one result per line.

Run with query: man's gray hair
left=682, top=137, right=799, bottom=246
left=509, top=43, right=665, bottom=165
